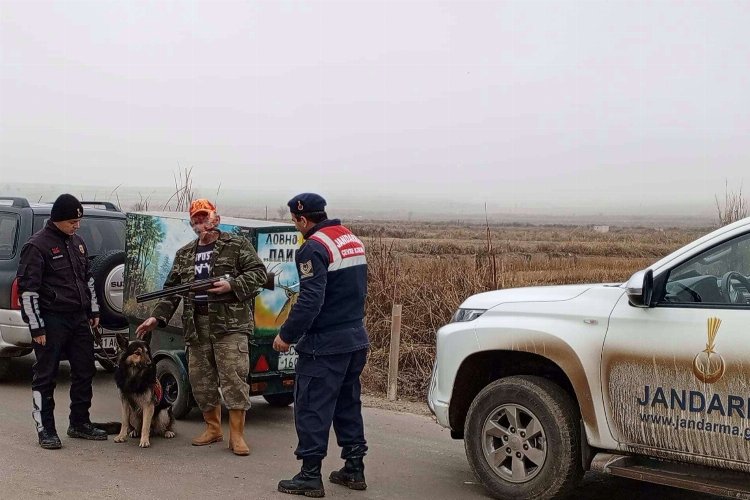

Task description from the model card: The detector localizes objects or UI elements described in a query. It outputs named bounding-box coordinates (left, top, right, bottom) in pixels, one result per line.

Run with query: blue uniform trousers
left=293, top=348, right=368, bottom=461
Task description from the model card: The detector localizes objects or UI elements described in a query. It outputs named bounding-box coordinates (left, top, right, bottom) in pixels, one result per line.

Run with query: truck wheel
left=156, top=358, right=192, bottom=419
left=263, top=393, right=295, bottom=407
left=90, top=250, right=127, bottom=329
left=0, top=358, right=11, bottom=381
left=464, top=376, right=583, bottom=500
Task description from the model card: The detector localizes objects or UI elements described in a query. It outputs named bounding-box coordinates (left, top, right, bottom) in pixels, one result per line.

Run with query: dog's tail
left=92, top=422, right=121, bottom=434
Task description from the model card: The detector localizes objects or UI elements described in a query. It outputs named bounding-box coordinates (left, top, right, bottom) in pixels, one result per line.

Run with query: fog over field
left=0, top=181, right=719, bottom=227
left=2, top=1, right=748, bottom=227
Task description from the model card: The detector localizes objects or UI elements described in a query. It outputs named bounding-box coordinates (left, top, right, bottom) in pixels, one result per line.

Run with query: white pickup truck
left=429, top=218, right=750, bottom=499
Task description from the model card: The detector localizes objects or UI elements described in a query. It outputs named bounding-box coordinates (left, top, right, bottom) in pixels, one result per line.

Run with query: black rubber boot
left=67, top=422, right=108, bottom=440
left=38, top=428, right=62, bottom=450
left=329, top=457, right=366, bottom=490
left=278, top=459, right=325, bottom=497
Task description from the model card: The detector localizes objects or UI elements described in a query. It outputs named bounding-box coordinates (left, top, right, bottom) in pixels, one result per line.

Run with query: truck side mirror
left=626, top=269, right=654, bottom=308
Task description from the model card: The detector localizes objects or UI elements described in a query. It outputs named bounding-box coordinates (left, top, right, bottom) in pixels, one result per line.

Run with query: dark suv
left=0, top=197, right=127, bottom=379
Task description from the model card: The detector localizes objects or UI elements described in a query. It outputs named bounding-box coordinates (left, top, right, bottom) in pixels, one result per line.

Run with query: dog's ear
left=142, top=330, right=153, bottom=346
left=116, top=331, right=128, bottom=351
left=117, top=347, right=129, bottom=365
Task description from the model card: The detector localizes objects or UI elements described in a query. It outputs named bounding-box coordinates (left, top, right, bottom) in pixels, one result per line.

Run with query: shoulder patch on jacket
left=299, top=260, right=314, bottom=279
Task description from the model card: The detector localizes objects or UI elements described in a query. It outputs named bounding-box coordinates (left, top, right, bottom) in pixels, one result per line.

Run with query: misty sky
left=1, top=0, right=749, bottom=216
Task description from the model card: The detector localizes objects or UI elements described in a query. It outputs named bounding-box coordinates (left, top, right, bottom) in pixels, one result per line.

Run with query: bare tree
left=716, top=180, right=748, bottom=226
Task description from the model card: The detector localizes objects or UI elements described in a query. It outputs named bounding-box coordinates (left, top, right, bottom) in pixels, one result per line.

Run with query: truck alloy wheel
left=481, top=403, right=547, bottom=483
left=464, top=376, right=583, bottom=500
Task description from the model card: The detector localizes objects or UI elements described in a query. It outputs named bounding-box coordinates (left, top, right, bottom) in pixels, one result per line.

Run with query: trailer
left=122, top=211, right=301, bottom=418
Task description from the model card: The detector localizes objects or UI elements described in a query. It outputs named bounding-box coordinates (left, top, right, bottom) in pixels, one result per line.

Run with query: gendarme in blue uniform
left=279, top=216, right=370, bottom=463
left=279, top=219, right=369, bottom=355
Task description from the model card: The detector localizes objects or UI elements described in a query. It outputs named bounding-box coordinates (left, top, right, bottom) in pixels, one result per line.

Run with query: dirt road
left=0, top=356, right=719, bottom=499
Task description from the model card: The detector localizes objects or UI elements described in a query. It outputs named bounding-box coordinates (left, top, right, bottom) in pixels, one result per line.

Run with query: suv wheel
left=0, top=358, right=11, bottom=381
left=464, top=376, right=583, bottom=500
left=90, top=250, right=127, bottom=329
left=156, top=358, right=192, bottom=419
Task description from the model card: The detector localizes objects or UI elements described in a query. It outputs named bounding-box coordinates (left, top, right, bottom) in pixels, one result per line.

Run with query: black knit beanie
left=51, top=194, right=84, bottom=221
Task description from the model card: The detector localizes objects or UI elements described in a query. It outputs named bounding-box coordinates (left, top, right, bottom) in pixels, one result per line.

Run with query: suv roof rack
left=80, top=201, right=121, bottom=212
left=0, top=197, right=31, bottom=208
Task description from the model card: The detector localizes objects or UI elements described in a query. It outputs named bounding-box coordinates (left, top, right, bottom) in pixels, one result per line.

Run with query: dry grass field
left=354, top=221, right=709, bottom=401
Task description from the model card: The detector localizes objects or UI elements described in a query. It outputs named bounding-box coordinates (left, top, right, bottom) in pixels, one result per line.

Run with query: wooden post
left=387, top=304, right=403, bottom=401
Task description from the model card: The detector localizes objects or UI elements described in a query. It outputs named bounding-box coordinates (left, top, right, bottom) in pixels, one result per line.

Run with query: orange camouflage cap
left=189, top=199, right=217, bottom=218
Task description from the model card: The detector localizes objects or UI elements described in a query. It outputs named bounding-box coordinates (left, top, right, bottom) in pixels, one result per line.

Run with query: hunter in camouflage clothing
left=136, top=199, right=267, bottom=456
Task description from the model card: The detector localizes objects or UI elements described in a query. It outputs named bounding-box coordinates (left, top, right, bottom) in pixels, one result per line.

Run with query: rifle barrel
left=135, top=275, right=229, bottom=303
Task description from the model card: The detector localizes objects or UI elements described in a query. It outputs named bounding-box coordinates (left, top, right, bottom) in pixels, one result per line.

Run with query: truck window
left=34, top=216, right=125, bottom=257
left=662, top=232, right=750, bottom=305
left=0, top=213, right=20, bottom=259
left=77, top=218, right=126, bottom=256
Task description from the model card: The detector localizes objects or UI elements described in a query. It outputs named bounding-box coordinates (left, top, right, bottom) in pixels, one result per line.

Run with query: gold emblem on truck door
left=692, top=317, right=726, bottom=384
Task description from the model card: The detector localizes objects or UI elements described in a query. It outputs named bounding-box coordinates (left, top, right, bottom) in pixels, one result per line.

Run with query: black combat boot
left=38, top=428, right=62, bottom=450
left=278, top=458, right=325, bottom=497
left=329, top=457, right=366, bottom=490
left=67, top=422, right=108, bottom=440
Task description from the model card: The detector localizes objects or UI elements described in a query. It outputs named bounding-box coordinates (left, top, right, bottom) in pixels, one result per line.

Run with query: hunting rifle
left=136, top=272, right=276, bottom=303
left=136, top=274, right=231, bottom=303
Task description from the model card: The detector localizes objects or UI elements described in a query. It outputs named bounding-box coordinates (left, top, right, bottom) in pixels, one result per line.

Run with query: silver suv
left=0, top=197, right=127, bottom=379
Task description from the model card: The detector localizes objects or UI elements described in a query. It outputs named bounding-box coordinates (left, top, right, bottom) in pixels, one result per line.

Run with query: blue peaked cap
left=288, top=193, right=327, bottom=215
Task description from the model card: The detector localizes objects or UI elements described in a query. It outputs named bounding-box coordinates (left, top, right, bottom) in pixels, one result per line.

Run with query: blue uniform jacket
left=279, top=219, right=369, bottom=355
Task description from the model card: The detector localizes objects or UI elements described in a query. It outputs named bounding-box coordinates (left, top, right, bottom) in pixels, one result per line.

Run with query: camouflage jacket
left=151, top=231, right=267, bottom=343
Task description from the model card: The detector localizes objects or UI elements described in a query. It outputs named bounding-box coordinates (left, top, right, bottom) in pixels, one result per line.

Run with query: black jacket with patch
left=16, top=221, right=99, bottom=337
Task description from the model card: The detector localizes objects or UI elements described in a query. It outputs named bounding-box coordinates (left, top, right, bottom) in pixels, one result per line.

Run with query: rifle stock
left=136, top=274, right=231, bottom=303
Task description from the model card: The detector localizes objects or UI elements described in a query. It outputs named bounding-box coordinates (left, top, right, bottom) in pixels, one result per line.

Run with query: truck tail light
left=10, top=278, right=21, bottom=310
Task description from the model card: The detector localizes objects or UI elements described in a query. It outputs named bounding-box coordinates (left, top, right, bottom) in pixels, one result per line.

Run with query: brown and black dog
left=112, top=340, right=175, bottom=447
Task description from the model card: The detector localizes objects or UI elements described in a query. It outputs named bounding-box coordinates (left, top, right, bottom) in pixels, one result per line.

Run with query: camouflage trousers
left=188, top=314, right=251, bottom=412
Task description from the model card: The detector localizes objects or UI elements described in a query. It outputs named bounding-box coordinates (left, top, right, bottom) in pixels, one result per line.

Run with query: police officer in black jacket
left=16, top=194, right=107, bottom=449
left=274, top=193, right=370, bottom=497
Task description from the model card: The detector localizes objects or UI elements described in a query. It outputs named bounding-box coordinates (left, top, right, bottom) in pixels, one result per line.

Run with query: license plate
left=278, top=345, right=298, bottom=371
left=99, top=336, right=118, bottom=350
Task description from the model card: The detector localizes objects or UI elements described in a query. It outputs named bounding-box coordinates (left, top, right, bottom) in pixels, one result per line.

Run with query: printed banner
left=254, top=230, right=302, bottom=337
left=123, top=213, right=247, bottom=328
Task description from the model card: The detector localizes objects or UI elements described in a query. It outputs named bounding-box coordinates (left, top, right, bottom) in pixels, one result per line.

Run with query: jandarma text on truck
left=638, top=384, right=750, bottom=418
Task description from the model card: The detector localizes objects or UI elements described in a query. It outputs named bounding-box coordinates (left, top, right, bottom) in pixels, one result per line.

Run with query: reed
left=357, top=222, right=699, bottom=401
